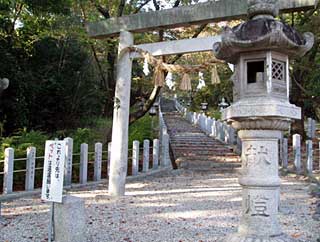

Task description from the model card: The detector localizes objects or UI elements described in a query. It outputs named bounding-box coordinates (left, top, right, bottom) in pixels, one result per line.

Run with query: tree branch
left=117, top=0, right=126, bottom=17
left=129, top=86, right=162, bottom=124
left=133, top=0, right=152, bottom=14
left=89, top=0, right=110, bottom=19
left=173, top=0, right=181, bottom=8
left=152, top=0, right=160, bottom=10
left=129, top=0, right=182, bottom=125
left=169, top=23, right=207, bottom=64
left=292, top=70, right=320, bottom=104
left=10, top=3, right=24, bottom=35
left=80, top=4, right=108, bottom=89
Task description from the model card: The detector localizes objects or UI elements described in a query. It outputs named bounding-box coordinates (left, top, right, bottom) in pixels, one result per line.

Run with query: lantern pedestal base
left=221, top=98, right=301, bottom=121
left=218, top=129, right=295, bottom=242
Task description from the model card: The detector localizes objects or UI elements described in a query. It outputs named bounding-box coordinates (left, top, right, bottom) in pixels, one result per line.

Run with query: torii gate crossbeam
left=131, top=36, right=222, bottom=58
left=87, top=0, right=316, bottom=38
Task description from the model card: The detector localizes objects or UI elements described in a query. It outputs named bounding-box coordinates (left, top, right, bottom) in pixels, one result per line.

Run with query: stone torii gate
left=86, top=0, right=315, bottom=198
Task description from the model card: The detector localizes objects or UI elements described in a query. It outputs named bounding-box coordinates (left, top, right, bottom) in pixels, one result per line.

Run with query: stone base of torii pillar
left=220, top=119, right=296, bottom=242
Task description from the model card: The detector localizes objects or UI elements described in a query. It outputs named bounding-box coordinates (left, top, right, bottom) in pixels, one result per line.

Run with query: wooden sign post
left=41, top=140, right=66, bottom=242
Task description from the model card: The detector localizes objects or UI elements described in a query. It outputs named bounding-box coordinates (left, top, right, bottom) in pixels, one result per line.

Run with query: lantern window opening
left=246, top=60, right=265, bottom=84
left=272, top=60, right=285, bottom=82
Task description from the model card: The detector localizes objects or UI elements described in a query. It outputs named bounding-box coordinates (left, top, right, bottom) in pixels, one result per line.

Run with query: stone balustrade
left=0, top=137, right=162, bottom=203
left=174, top=98, right=320, bottom=175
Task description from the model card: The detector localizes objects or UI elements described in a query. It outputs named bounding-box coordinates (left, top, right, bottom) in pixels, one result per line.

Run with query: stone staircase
left=161, top=100, right=241, bottom=171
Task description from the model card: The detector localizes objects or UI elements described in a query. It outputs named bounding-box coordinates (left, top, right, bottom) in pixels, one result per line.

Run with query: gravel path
left=1, top=170, right=319, bottom=242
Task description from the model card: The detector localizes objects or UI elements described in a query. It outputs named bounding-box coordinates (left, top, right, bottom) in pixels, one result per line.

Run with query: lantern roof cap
left=248, top=0, right=279, bottom=19
left=213, top=0, right=314, bottom=63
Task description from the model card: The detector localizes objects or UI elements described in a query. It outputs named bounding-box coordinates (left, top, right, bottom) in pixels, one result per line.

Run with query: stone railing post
left=224, top=124, right=230, bottom=144
left=229, top=126, right=236, bottom=145
left=307, top=118, right=311, bottom=138
left=3, top=147, right=14, bottom=194
left=188, top=112, right=192, bottom=123
left=215, top=120, right=220, bottom=140
left=306, top=140, right=313, bottom=174
left=94, top=142, right=102, bottom=181
left=79, top=143, right=88, bottom=184
left=293, top=134, right=301, bottom=174
left=159, top=113, right=163, bottom=146
left=202, top=115, right=206, bottom=131
left=312, top=119, right=316, bottom=138
left=64, top=137, right=73, bottom=186
left=219, top=121, right=225, bottom=142
left=307, top=118, right=316, bottom=139
left=25, top=146, right=36, bottom=191
left=107, top=142, right=111, bottom=176
left=207, top=118, right=212, bottom=135
left=208, top=118, right=212, bottom=135
left=132, top=141, right=139, bottom=176
left=282, top=138, right=288, bottom=169
left=153, top=139, right=159, bottom=169
left=200, top=115, right=204, bottom=130
left=211, top=119, right=216, bottom=138
left=236, top=136, right=242, bottom=155
left=193, top=112, right=197, bottom=125
left=161, top=133, right=170, bottom=167
left=197, top=113, right=201, bottom=126
left=143, top=140, right=150, bottom=172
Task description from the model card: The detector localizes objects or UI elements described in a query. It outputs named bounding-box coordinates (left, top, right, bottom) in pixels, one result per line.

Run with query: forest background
left=0, top=0, right=319, bottom=158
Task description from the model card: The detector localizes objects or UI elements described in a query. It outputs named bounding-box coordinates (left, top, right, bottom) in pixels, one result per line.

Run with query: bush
left=71, top=128, right=96, bottom=153
left=0, top=129, right=49, bottom=159
left=206, top=108, right=222, bottom=120
left=129, top=115, right=158, bottom=147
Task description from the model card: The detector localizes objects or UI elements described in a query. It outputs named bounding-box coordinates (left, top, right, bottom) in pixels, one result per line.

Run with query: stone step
left=170, top=139, right=222, bottom=143
left=172, top=147, right=233, bottom=152
left=161, top=99, right=241, bottom=171
left=176, top=158, right=241, bottom=170
left=174, top=152, right=240, bottom=157
left=171, top=141, right=230, bottom=145
left=175, top=155, right=241, bottom=163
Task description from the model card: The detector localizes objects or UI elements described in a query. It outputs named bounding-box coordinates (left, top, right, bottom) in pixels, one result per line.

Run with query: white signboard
left=41, top=140, right=66, bottom=203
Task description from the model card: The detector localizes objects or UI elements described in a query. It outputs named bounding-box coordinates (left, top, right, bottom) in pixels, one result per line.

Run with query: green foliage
left=206, top=108, right=222, bottom=120
left=0, top=115, right=113, bottom=159
left=71, top=128, right=96, bottom=153
left=0, top=1, right=105, bottom=134
left=179, top=64, right=233, bottom=115
left=24, top=0, right=72, bottom=15
left=129, top=115, right=158, bottom=147
left=285, top=9, right=320, bottom=121
left=0, top=129, right=49, bottom=159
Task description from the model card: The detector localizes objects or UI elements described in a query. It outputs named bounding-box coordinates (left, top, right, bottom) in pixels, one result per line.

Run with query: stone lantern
left=218, top=98, right=228, bottom=111
left=200, top=102, right=208, bottom=112
left=213, top=0, right=314, bottom=241
left=149, top=106, right=157, bottom=116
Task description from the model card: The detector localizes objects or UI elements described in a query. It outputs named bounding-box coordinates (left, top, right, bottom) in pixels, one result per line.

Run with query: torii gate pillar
left=109, top=31, right=133, bottom=196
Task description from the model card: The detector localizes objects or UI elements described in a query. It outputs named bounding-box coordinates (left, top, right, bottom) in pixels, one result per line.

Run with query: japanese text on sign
left=41, top=141, right=66, bottom=203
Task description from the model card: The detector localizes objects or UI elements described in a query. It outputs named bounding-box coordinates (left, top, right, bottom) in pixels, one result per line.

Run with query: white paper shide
left=41, top=140, right=66, bottom=203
